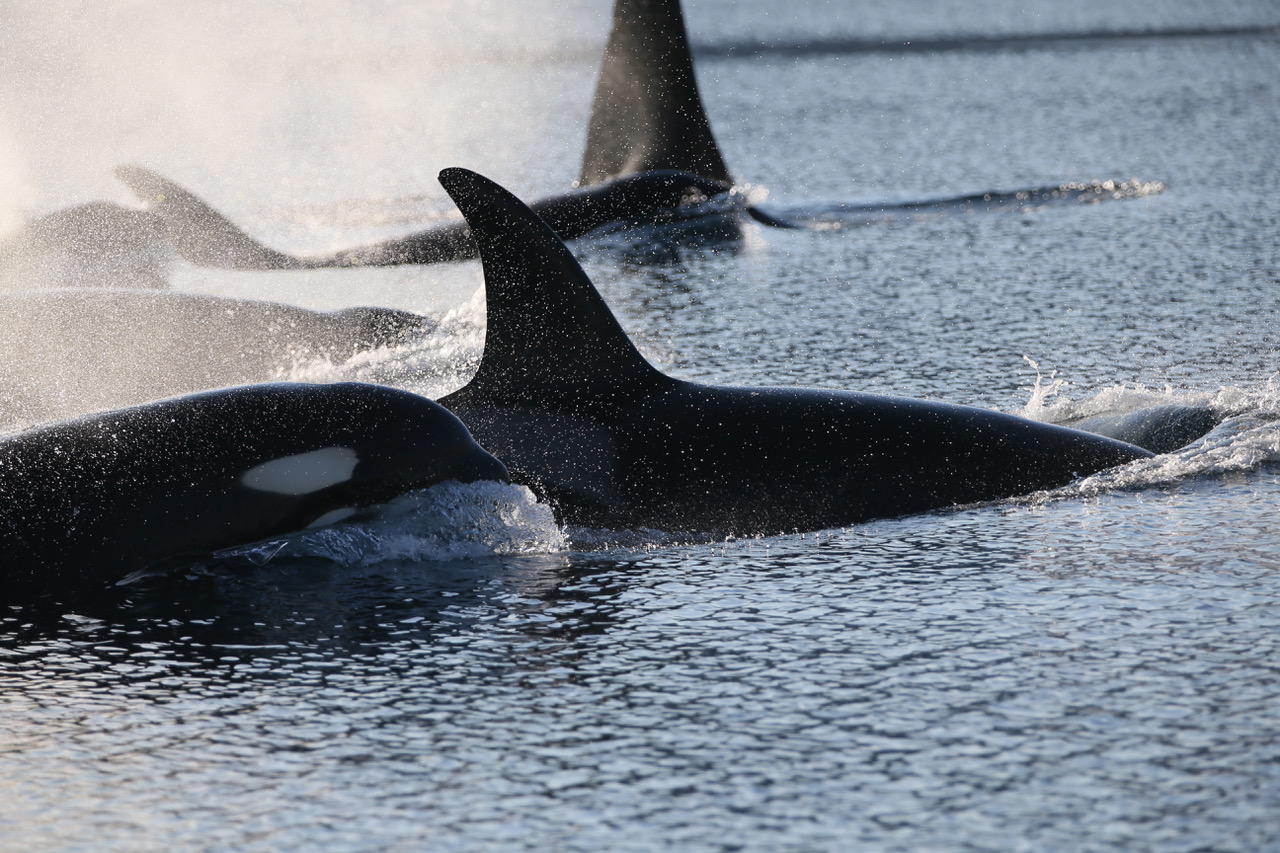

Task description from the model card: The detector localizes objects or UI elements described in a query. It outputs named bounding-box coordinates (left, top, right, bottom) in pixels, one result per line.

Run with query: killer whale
left=0, top=289, right=432, bottom=427
left=0, top=382, right=508, bottom=598
left=1058, top=404, right=1220, bottom=456
left=112, top=164, right=734, bottom=269
left=577, top=0, right=1162, bottom=225
left=99, top=0, right=766, bottom=272
left=10, top=0, right=1161, bottom=281
left=109, top=0, right=1162, bottom=272
left=578, top=0, right=731, bottom=188
left=433, top=167, right=1153, bottom=534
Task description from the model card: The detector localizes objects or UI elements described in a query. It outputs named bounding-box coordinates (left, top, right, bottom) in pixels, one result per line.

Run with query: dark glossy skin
left=0, top=382, right=507, bottom=597
left=436, top=168, right=1153, bottom=535
left=115, top=165, right=733, bottom=269
left=446, top=376, right=1150, bottom=534
left=579, top=0, right=732, bottom=186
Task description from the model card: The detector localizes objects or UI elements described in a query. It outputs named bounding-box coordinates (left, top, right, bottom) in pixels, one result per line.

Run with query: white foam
left=1014, top=377, right=1280, bottom=502
left=215, top=480, right=566, bottom=567
left=241, top=446, right=359, bottom=495
left=283, top=293, right=485, bottom=400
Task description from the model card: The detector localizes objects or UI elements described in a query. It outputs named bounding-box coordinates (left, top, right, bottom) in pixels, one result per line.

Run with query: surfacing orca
left=432, top=167, right=1153, bottom=535
left=578, top=0, right=1163, bottom=227
left=0, top=289, right=432, bottom=427
left=113, top=164, right=733, bottom=269
left=0, top=382, right=508, bottom=598
left=109, top=0, right=1161, bottom=272
left=98, top=0, right=765, bottom=272
left=577, top=0, right=731, bottom=187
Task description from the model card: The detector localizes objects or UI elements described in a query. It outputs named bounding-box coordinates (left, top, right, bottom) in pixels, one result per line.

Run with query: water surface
left=2, top=1, right=1279, bottom=850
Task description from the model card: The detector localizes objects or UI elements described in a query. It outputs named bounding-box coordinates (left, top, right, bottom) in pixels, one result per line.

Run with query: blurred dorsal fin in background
left=578, top=0, right=733, bottom=187
left=114, top=165, right=308, bottom=270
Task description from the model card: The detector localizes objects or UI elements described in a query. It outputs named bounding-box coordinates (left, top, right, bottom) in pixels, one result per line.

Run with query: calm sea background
left=2, top=1, right=1279, bottom=850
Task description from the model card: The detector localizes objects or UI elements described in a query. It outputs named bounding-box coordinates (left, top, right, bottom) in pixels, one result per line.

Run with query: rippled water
left=2, top=1, right=1279, bottom=850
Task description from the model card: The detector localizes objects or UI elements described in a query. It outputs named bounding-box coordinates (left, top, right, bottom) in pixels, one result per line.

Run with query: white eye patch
left=241, top=447, right=359, bottom=495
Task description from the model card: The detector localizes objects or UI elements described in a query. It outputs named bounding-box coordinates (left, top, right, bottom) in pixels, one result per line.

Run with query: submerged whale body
left=0, top=289, right=433, bottom=427
left=434, top=167, right=1153, bottom=534
left=0, top=382, right=508, bottom=599
left=1060, top=404, right=1220, bottom=456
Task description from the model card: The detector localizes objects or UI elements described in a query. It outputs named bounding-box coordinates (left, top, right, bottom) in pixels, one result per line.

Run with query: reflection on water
left=2, top=0, right=1280, bottom=849
left=4, top=472, right=1279, bottom=851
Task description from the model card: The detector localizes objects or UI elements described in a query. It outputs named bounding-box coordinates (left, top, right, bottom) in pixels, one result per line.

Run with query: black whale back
left=434, top=167, right=1152, bottom=534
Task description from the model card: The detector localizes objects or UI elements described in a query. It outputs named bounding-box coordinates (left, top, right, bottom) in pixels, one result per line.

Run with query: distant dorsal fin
left=114, top=165, right=305, bottom=270
left=438, top=168, right=668, bottom=402
left=578, top=0, right=733, bottom=187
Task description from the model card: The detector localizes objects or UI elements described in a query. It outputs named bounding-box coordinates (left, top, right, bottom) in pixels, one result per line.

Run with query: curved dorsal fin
left=115, top=164, right=305, bottom=270
left=578, top=0, right=733, bottom=187
left=437, top=168, right=667, bottom=403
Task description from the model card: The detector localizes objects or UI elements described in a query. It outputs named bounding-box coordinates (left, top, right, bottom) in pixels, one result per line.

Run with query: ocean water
left=2, top=1, right=1280, bottom=850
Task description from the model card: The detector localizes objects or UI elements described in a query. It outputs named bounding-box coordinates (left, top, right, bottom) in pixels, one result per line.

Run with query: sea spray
left=213, top=480, right=565, bottom=569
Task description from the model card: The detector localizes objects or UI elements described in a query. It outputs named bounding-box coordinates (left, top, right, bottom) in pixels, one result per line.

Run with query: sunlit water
left=2, top=1, right=1279, bottom=850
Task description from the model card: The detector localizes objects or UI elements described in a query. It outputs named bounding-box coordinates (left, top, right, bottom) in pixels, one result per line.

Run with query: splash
left=1019, top=355, right=1070, bottom=419
left=212, top=480, right=566, bottom=570
left=286, top=290, right=486, bottom=398
left=1018, top=376, right=1280, bottom=501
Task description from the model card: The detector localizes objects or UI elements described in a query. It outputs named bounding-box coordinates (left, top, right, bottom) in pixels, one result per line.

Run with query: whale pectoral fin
left=114, top=164, right=308, bottom=270
left=578, top=0, right=733, bottom=187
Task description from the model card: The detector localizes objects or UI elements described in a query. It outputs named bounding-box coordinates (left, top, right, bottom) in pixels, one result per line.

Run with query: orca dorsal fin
left=438, top=168, right=668, bottom=403
left=577, top=0, right=733, bottom=187
left=115, top=165, right=305, bottom=270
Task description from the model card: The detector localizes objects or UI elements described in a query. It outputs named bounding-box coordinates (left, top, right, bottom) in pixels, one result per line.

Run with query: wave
left=1020, top=369, right=1280, bottom=498
left=285, top=291, right=486, bottom=399
left=753, top=179, right=1166, bottom=230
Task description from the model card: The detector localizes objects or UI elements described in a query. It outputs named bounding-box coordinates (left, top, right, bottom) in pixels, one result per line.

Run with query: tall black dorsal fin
left=438, top=168, right=668, bottom=402
left=578, top=0, right=733, bottom=187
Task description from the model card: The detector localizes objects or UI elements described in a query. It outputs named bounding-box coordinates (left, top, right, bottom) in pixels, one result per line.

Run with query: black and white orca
left=0, top=289, right=432, bottom=427
left=0, top=381, right=508, bottom=598
left=432, top=166, right=1154, bottom=535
